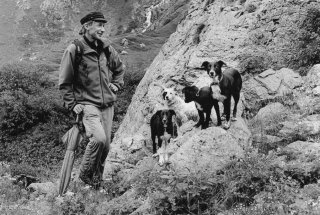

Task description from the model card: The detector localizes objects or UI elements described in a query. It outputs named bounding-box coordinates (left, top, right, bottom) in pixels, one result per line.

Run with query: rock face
left=243, top=68, right=303, bottom=110
left=99, top=0, right=320, bottom=213
left=170, top=122, right=250, bottom=175
left=105, top=0, right=319, bottom=178
left=109, top=0, right=251, bottom=160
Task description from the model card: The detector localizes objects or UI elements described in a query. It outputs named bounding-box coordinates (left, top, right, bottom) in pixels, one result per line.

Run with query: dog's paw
left=231, top=116, right=237, bottom=121
left=223, top=121, right=231, bottom=130
left=221, top=115, right=226, bottom=121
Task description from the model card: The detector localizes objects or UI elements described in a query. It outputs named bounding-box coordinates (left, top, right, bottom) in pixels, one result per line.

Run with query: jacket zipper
left=97, top=54, right=105, bottom=107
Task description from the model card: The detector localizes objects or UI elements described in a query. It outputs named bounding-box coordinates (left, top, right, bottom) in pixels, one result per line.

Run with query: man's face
left=86, top=21, right=105, bottom=40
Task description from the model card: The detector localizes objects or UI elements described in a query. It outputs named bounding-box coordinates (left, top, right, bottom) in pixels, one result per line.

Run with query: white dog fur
left=155, top=83, right=199, bottom=125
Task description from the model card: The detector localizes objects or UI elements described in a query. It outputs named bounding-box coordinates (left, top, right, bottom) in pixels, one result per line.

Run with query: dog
left=155, top=83, right=199, bottom=125
left=182, top=86, right=221, bottom=129
left=150, top=109, right=178, bottom=154
left=201, top=60, right=242, bottom=129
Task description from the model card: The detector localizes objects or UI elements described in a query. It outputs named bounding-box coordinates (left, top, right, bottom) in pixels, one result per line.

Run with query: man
left=59, top=11, right=125, bottom=187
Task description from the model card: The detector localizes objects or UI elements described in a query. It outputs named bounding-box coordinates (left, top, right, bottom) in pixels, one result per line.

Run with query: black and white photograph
left=1, top=0, right=320, bottom=214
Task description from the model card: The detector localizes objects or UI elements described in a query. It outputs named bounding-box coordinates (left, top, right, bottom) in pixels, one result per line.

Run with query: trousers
left=79, top=104, right=114, bottom=186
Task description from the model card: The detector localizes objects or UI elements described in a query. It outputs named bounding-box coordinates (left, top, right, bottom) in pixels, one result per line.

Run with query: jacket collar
left=80, top=36, right=111, bottom=54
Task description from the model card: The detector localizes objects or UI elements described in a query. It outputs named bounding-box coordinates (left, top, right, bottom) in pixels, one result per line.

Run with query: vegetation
left=0, top=61, right=72, bottom=171
left=239, top=1, right=320, bottom=75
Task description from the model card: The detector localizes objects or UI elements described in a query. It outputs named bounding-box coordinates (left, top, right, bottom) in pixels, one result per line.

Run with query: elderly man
left=59, top=11, right=125, bottom=187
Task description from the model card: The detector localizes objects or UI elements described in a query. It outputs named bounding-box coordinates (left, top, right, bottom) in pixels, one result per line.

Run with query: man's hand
left=109, top=83, right=119, bottom=93
left=73, top=104, right=84, bottom=114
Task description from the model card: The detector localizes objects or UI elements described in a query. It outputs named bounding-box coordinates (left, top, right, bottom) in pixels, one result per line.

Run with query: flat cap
left=80, top=11, right=107, bottom=25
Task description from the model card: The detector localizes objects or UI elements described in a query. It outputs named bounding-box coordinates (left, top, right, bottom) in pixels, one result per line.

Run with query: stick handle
left=76, top=114, right=80, bottom=124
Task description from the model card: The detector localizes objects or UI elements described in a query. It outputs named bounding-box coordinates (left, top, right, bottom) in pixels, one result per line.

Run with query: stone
left=254, top=102, right=286, bottom=120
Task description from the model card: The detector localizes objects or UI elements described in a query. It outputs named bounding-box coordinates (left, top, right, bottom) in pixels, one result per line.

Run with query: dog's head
left=201, top=60, right=226, bottom=83
left=160, top=109, right=175, bottom=126
left=182, top=86, right=198, bottom=103
left=162, top=88, right=176, bottom=103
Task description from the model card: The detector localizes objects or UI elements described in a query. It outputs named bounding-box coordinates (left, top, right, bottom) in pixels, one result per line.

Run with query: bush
left=294, top=7, right=320, bottom=75
left=245, top=3, right=257, bottom=13
left=237, top=51, right=271, bottom=74
left=0, top=62, right=59, bottom=136
left=0, top=61, right=73, bottom=167
left=130, top=148, right=320, bottom=214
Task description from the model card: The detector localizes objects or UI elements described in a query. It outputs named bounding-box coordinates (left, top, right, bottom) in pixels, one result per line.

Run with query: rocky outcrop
left=243, top=68, right=303, bottom=110
left=278, top=114, right=320, bottom=139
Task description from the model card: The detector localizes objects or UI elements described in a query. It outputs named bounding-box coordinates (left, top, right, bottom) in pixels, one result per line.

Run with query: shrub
left=0, top=62, right=59, bottom=136
left=293, top=7, right=320, bottom=75
left=0, top=61, right=72, bottom=167
left=237, top=51, right=271, bottom=74
left=245, top=3, right=257, bottom=13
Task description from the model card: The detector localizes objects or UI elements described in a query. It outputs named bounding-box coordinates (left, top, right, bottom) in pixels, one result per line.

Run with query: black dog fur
left=150, top=109, right=178, bottom=154
left=182, top=86, right=221, bottom=129
left=201, top=60, right=242, bottom=128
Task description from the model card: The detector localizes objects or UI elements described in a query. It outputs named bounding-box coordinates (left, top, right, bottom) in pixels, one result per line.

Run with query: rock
left=121, top=38, right=129, bottom=47
left=306, top=64, right=320, bottom=87
left=252, top=134, right=284, bottom=153
left=27, top=182, right=57, bottom=195
left=170, top=122, right=250, bottom=175
left=243, top=68, right=303, bottom=110
left=139, top=43, right=146, bottom=48
left=255, top=102, right=286, bottom=120
left=285, top=141, right=320, bottom=155
left=278, top=114, right=320, bottom=139
left=312, top=86, right=320, bottom=96
left=121, top=134, right=147, bottom=151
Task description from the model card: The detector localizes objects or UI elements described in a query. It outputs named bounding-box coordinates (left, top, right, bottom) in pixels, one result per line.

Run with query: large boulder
left=170, top=120, right=251, bottom=175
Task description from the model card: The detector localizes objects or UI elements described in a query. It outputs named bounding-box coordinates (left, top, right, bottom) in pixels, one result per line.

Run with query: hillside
left=2, top=0, right=320, bottom=214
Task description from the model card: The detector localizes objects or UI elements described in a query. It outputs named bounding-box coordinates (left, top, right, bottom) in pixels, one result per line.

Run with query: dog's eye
left=163, top=92, right=167, bottom=97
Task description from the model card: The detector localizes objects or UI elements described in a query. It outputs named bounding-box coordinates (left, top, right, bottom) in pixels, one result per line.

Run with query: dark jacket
left=59, top=37, right=125, bottom=110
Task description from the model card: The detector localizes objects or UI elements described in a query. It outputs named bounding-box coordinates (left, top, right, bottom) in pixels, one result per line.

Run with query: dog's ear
left=201, top=61, right=211, bottom=70
left=217, top=60, right=226, bottom=68
left=162, top=91, right=167, bottom=100
left=169, top=109, right=176, bottom=116
left=155, top=110, right=162, bottom=116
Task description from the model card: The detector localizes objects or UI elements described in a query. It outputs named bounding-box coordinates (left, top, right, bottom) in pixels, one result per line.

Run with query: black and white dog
left=182, top=86, right=222, bottom=129
left=201, top=60, right=242, bottom=129
left=150, top=109, right=178, bottom=154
